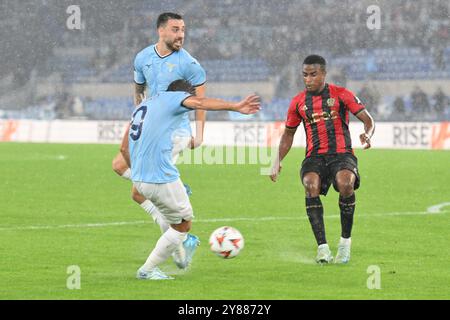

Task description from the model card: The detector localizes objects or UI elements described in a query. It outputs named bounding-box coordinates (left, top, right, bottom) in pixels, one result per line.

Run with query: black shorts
left=300, top=153, right=360, bottom=196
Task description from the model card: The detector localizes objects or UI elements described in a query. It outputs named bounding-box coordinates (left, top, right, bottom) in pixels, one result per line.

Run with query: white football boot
left=136, top=267, right=174, bottom=280
left=316, top=243, right=333, bottom=264
left=334, top=237, right=351, bottom=264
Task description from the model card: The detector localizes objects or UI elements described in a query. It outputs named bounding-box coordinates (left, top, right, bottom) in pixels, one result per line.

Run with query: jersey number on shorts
left=130, top=105, right=147, bottom=141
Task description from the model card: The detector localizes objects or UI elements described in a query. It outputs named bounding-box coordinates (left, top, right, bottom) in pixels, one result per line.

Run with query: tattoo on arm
left=134, top=83, right=146, bottom=106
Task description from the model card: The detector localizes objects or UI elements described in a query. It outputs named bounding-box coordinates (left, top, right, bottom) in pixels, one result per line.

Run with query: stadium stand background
left=0, top=0, right=449, bottom=122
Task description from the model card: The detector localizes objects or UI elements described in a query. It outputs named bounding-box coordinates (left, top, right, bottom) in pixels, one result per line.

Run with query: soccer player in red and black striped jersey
left=270, top=55, right=375, bottom=264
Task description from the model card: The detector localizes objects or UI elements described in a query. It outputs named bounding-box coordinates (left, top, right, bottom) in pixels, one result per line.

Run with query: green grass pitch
left=0, top=142, right=449, bottom=299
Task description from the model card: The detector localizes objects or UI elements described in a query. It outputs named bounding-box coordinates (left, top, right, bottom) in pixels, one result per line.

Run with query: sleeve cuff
left=353, top=108, right=365, bottom=116
left=180, top=94, right=195, bottom=109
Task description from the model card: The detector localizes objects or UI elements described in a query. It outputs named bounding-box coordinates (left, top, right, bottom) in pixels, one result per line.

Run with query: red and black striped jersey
left=286, top=83, right=365, bottom=157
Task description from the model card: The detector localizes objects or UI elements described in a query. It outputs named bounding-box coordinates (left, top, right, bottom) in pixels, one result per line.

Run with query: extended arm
left=270, top=126, right=297, bottom=182
left=182, top=94, right=260, bottom=114
left=355, top=109, right=375, bottom=149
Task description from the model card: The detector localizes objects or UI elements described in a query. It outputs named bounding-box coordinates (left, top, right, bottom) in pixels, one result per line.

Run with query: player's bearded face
left=302, top=64, right=326, bottom=93
left=161, top=19, right=185, bottom=51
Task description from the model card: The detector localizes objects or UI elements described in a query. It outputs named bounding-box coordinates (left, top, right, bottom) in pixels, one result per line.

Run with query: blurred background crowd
left=0, top=0, right=449, bottom=121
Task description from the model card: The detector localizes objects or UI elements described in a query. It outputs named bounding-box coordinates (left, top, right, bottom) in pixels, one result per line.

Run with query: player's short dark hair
left=157, top=12, right=183, bottom=29
left=167, top=79, right=196, bottom=95
left=303, top=55, right=327, bottom=72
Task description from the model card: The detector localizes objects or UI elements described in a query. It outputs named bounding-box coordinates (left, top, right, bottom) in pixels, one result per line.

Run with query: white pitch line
left=0, top=220, right=148, bottom=231
left=195, top=210, right=448, bottom=223
left=0, top=154, right=68, bottom=162
left=427, top=202, right=450, bottom=214
left=0, top=210, right=447, bottom=232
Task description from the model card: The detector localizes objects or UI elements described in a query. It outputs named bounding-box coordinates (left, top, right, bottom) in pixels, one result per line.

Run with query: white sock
left=140, top=200, right=169, bottom=233
left=172, top=233, right=188, bottom=262
left=121, top=168, right=131, bottom=180
left=142, top=227, right=187, bottom=271
left=339, top=237, right=351, bottom=246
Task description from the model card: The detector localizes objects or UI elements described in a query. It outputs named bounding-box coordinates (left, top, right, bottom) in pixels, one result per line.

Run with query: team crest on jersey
left=166, top=62, right=177, bottom=72
left=327, top=98, right=335, bottom=107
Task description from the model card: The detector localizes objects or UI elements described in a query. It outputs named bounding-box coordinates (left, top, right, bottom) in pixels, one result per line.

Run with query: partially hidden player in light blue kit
left=120, top=79, right=261, bottom=280
left=111, top=13, right=207, bottom=268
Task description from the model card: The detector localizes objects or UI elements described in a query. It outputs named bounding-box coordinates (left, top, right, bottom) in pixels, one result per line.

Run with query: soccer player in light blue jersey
left=111, top=13, right=207, bottom=264
left=120, top=80, right=260, bottom=279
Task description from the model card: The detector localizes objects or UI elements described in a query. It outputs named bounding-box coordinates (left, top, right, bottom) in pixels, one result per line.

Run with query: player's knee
left=131, top=189, right=145, bottom=204
left=337, top=180, right=354, bottom=196
left=171, top=220, right=191, bottom=233
left=131, top=191, right=139, bottom=203
left=112, top=155, right=125, bottom=175
left=183, top=223, right=191, bottom=233
left=303, top=176, right=321, bottom=196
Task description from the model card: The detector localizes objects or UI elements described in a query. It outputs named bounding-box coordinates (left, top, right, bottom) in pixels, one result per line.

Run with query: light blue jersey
left=129, top=91, right=193, bottom=184
left=134, top=45, right=206, bottom=134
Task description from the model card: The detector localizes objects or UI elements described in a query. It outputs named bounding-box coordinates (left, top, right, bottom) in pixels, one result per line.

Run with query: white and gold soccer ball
left=209, top=226, right=244, bottom=259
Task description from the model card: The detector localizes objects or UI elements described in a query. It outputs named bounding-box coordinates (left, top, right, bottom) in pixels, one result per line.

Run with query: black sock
left=305, top=197, right=327, bottom=246
left=339, top=193, right=356, bottom=239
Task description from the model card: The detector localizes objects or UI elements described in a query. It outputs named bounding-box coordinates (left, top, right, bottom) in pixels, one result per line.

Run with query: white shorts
left=171, top=135, right=191, bottom=164
left=134, top=179, right=194, bottom=225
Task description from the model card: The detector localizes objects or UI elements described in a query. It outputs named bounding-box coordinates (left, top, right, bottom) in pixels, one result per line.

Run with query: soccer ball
left=209, top=226, right=244, bottom=259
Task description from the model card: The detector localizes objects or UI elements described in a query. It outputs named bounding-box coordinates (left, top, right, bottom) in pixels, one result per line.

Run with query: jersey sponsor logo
left=306, top=110, right=339, bottom=124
